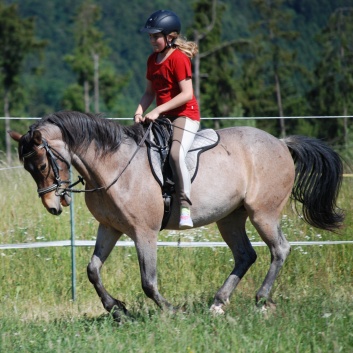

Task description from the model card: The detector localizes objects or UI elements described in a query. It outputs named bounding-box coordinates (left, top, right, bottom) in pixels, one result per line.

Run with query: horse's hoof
left=264, top=301, right=276, bottom=311
left=109, top=300, right=131, bottom=322
left=210, top=304, right=225, bottom=315
left=256, top=299, right=276, bottom=317
left=111, top=308, right=132, bottom=323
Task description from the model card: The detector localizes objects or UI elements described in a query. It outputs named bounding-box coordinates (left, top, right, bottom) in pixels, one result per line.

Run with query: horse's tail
left=283, top=135, right=344, bottom=232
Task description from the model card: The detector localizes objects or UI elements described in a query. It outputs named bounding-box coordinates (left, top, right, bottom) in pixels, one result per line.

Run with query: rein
left=24, top=123, right=153, bottom=197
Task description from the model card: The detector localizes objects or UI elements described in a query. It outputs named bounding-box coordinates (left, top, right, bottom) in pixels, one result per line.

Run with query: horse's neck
left=71, top=153, right=92, bottom=181
left=71, top=143, right=139, bottom=188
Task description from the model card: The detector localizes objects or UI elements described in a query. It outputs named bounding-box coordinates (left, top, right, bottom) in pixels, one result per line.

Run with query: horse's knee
left=248, top=248, right=257, bottom=265
left=87, top=263, right=97, bottom=284
left=141, top=280, right=157, bottom=299
left=272, top=241, right=291, bottom=264
left=87, top=257, right=102, bottom=284
left=234, top=246, right=257, bottom=273
left=142, top=283, right=155, bottom=299
left=283, top=241, right=291, bottom=256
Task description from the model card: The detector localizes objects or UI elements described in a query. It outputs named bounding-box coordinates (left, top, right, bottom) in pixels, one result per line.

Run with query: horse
left=9, top=111, right=344, bottom=320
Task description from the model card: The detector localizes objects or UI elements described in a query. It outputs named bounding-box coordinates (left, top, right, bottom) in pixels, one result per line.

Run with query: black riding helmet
left=141, top=10, right=181, bottom=35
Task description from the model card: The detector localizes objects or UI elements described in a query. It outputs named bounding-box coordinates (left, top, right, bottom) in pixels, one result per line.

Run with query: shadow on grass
left=67, top=296, right=218, bottom=328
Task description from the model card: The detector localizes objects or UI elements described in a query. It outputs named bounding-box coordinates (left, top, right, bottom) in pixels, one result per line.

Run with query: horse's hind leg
left=211, top=208, right=257, bottom=314
left=87, top=224, right=128, bottom=321
left=249, top=212, right=291, bottom=308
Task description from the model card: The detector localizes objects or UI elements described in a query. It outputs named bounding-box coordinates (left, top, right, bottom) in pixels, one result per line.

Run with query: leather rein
left=23, top=123, right=153, bottom=197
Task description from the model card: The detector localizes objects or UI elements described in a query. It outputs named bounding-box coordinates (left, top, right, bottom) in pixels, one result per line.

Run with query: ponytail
left=169, top=33, right=198, bottom=59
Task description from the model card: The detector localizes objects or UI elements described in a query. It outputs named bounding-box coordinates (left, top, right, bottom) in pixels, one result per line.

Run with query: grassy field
left=1, top=163, right=353, bottom=352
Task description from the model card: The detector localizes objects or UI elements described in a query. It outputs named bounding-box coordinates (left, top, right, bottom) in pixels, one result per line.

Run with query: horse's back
left=196, top=126, right=294, bottom=185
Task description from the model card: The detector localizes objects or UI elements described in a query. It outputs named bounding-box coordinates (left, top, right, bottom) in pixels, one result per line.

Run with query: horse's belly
left=191, top=161, right=245, bottom=224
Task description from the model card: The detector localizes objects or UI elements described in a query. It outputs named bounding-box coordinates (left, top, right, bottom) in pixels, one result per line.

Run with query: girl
left=134, top=10, right=200, bottom=229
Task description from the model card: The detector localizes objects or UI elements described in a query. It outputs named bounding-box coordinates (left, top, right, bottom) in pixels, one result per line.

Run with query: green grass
left=1, top=165, right=353, bottom=352
left=1, top=298, right=352, bottom=353
left=1, top=246, right=353, bottom=352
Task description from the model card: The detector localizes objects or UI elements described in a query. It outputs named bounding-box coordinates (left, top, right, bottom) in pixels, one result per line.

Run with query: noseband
left=23, top=138, right=72, bottom=197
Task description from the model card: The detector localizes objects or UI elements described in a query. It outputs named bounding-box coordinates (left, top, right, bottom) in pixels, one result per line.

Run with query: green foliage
left=1, top=0, right=353, bottom=147
left=0, top=0, right=46, bottom=118
left=308, top=8, right=353, bottom=143
left=193, top=0, right=242, bottom=129
left=63, top=1, right=128, bottom=114
left=244, top=0, right=306, bottom=135
left=99, top=66, right=130, bottom=113
left=0, top=2, right=45, bottom=96
left=61, top=83, right=86, bottom=111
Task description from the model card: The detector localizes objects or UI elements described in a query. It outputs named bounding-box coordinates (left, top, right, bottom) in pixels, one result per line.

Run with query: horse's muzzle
left=48, top=207, right=62, bottom=216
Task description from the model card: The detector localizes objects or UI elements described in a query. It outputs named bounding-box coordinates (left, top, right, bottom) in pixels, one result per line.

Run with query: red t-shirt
left=146, top=49, right=200, bottom=121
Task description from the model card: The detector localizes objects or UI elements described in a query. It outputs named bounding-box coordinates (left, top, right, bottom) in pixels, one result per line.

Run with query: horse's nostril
left=49, top=208, right=62, bottom=216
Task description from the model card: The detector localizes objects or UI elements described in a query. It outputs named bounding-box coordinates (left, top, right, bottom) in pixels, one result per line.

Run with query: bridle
left=23, top=138, right=78, bottom=197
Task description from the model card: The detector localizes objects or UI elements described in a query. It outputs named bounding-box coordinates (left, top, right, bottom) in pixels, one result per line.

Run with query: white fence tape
left=1, top=115, right=353, bottom=120
left=1, top=240, right=353, bottom=250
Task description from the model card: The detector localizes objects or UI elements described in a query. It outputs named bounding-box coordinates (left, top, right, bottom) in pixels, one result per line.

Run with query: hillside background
left=2, top=0, right=353, bottom=155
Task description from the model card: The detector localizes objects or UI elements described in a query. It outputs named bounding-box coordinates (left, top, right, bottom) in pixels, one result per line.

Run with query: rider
left=134, top=10, right=200, bottom=229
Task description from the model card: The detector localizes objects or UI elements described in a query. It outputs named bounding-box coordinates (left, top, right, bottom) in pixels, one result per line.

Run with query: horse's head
left=9, top=129, right=72, bottom=216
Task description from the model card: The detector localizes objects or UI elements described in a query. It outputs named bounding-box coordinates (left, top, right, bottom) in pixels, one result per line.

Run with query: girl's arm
left=144, top=78, right=193, bottom=122
left=134, top=80, right=155, bottom=123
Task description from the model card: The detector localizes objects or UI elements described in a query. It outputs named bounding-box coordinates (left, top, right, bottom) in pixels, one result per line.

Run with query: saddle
left=145, top=118, right=220, bottom=230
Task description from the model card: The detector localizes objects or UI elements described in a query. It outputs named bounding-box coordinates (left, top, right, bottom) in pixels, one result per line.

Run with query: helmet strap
left=161, top=34, right=176, bottom=53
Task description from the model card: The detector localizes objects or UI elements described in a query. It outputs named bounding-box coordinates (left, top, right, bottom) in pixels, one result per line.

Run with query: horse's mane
left=21, top=111, right=145, bottom=159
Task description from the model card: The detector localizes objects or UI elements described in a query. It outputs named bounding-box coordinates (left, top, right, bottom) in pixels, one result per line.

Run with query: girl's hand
left=144, top=109, right=160, bottom=122
left=134, top=113, right=144, bottom=123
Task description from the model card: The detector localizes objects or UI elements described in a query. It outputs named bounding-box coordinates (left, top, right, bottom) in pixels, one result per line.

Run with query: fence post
left=70, top=168, right=76, bottom=301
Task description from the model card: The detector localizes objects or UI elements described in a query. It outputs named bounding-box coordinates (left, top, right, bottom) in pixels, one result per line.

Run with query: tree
left=237, top=41, right=274, bottom=119
left=0, top=1, right=46, bottom=164
left=308, top=7, right=353, bottom=145
left=64, top=1, right=107, bottom=113
left=190, top=0, right=250, bottom=129
left=249, top=0, right=301, bottom=137
left=64, top=1, right=128, bottom=115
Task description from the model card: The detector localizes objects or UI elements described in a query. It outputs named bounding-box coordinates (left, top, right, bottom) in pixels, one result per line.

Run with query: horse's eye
left=40, top=163, right=47, bottom=171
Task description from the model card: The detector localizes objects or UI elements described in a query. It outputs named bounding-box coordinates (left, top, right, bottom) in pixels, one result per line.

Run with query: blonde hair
left=169, top=32, right=198, bottom=59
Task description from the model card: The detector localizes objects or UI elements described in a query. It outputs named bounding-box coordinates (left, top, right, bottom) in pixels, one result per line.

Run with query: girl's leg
left=169, top=117, right=199, bottom=227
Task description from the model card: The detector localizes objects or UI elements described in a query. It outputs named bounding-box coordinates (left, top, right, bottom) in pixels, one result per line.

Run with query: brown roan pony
left=9, top=111, right=343, bottom=320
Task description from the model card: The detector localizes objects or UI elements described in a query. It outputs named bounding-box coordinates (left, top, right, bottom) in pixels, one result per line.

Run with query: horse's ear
left=8, top=130, right=22, bottom=142
left=32, top=130, right=43, bottom=146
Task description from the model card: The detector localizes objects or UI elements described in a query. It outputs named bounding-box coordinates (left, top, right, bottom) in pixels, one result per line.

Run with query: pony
left=9, top=111, right=343, bottom=320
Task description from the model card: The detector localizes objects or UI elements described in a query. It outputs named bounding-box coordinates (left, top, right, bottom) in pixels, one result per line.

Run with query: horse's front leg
left=135, top=234, right=175, bottom=311
left=87, top=224, right=128, bottom=321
